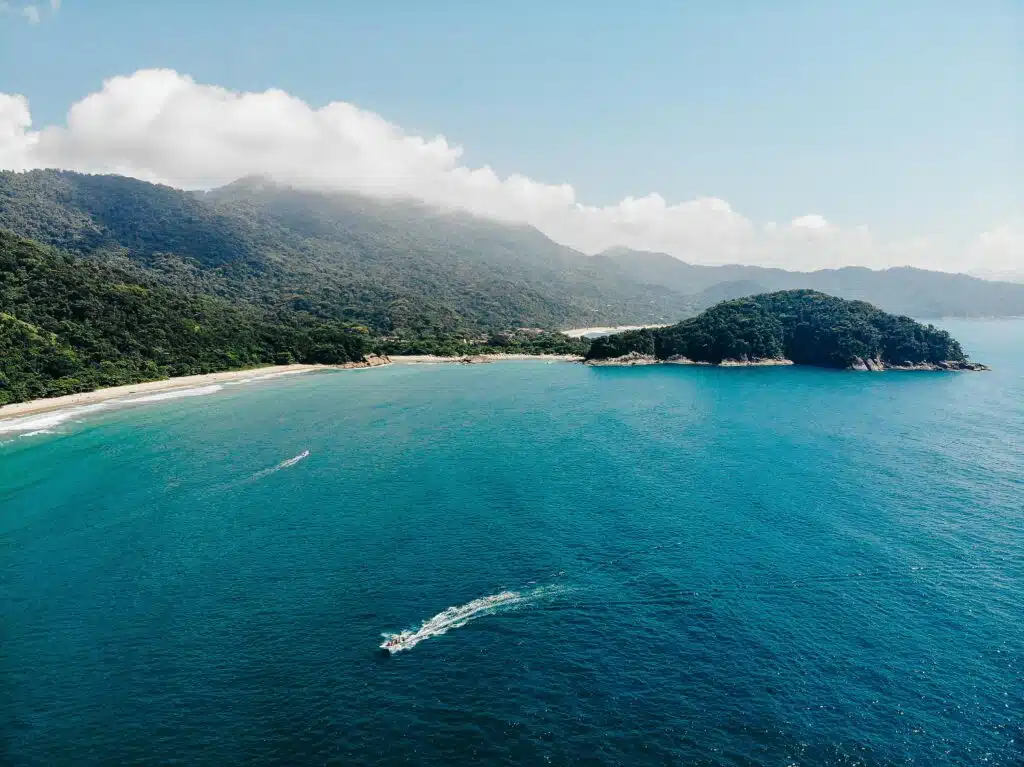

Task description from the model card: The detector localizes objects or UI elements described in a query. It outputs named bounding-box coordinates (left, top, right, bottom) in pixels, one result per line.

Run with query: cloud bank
left=1, top=1, right=58, bottom=24
left=0, top=69, right=1018, bottom=273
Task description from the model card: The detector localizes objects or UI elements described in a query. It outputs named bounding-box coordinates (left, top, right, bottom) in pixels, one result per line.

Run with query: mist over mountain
left=0, top=170, right=696, bottom=332
left=597, top=247, right=1024, bottom=318
left=1, top=170, right=1021, bottom=333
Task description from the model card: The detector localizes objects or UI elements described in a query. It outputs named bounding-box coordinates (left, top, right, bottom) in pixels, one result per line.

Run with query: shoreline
left=389, top=353, right=581, bottom=364
left=561, top=324, right=668, bottom=338
left=0, top=364, right=332, bottom=423
left=0, top=354, right=581, bottom=425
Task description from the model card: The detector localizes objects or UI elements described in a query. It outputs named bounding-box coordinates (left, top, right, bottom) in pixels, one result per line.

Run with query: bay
left=2, top=320, right=1021, bottom=765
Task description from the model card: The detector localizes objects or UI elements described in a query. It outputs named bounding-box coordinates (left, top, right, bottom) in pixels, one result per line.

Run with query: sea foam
left=380, top=586, right=561, bottom=653
left=0, top=404, right=110, bottom=435
left=117, top=385, right=224, bottom=404
left=245, top=450, right=311, bottom=482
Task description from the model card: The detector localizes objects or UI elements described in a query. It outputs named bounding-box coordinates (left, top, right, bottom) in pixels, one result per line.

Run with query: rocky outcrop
left=849, top=356, right=990, bottom=372
left=588, top=353, right=795, bottom=368
left=585, top=352, right=660, bottom=366
left=848, top=356, right=886, bottom=371
left=336, top=354, right=391, bottom=370
left=664, top=355, right=711, bottom=366
left=459, top=355, right=494, bottom=364
left=718, top=356, right=795, bottom=367
left=939, top=360, right=990, bottom=371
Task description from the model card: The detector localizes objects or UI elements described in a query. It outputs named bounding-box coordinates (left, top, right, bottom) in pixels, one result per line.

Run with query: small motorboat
left=380, top=631, right=413, bottom=654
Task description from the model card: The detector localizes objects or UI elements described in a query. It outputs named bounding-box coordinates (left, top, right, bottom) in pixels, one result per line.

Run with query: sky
left=0, top=0, right=1020, bottom=273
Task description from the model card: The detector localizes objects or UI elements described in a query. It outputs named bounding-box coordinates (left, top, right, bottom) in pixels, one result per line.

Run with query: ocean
left=2, top=320, right=1021, bottom=766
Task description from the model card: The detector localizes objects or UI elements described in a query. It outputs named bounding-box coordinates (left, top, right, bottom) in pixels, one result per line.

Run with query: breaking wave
left=380, top=585, right=561, bottom=653
left=0, top=404, right=110, bottom=435
left=118, top=385, right=223, bottom=404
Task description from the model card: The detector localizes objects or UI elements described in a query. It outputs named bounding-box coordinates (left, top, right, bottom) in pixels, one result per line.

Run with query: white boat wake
left=246, top=450, right=310, bottom=482
left=380, top=585, right=561, bottom=653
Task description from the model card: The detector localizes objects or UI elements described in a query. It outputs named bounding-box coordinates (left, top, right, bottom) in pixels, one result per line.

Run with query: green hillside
left=586, top=290, right=977, bottom=369
left=0, top=231, right=372, bottom=404
left=0, top=170, right=694, bottom=334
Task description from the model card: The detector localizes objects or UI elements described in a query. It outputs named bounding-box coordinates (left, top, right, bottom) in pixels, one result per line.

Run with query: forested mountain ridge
left=585, top=291, right=984, bottom=370
left=0, top=229, right=590, bottom=405
left=0, top=170, right=694, bottom=333
left=0, top=230, right=376, bottom=404
left=596, top=247, right=1024, bottom=318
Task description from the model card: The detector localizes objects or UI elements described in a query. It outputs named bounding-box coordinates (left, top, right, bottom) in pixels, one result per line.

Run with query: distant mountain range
left=2, top=170, right=1022, bottom=328
left=593, top=247, right=1024, bottom=319
left=971, top=268, right=1024, bottom=285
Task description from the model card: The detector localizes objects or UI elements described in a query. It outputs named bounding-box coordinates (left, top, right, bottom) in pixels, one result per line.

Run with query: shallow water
left=2, top=320, right=1022, bottom=765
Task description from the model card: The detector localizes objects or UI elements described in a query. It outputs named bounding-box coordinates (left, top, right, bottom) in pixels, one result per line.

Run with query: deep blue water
left=2, top=320, right=1022, bottom=766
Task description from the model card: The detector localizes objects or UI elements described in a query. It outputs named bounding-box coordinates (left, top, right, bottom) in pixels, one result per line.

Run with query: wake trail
left=381, top=585, right=564, bottom=653
left=245, top=450, right=310, bottom=482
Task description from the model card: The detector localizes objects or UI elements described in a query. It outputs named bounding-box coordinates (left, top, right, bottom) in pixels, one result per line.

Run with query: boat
left=379, top=631, right=414, bottom=654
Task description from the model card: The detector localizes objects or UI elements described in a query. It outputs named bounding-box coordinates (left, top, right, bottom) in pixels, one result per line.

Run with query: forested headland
left=585, top=291, right=984, bottom=370
left=0, top=169, right=997, bottom=404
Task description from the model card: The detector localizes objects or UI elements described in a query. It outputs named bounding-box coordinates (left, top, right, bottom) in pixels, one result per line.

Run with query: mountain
left=597, top=247, right=1024, bottom=318
left=585, top=290, right=985, bottom=371
left=0, top=170, right=694, bottom=333
left=0, top=230, right=378, bottom=405
left=972, top=268, right=1024, bottom=285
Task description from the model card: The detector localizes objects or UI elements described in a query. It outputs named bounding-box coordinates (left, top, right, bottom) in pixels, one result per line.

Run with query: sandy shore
left=390, top=353, right=581, bottom=364
left=0, top=364, right=333, bottom=422
left=0, top=354, right=581, bottom=426
left=561, top=324, right=668, bottom=338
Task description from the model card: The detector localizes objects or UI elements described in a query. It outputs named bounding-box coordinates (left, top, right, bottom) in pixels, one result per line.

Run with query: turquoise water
left=2, top=320, right=1021, bottom=766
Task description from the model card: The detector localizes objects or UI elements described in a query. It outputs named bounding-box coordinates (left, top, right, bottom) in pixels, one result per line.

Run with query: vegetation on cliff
left=0, top=231, right=371, bottom=404
left=585, top=291, right=971, bottom=369
left=0, top=230, right=589, bottom=405
left=0, top=170, right=691, bottom=334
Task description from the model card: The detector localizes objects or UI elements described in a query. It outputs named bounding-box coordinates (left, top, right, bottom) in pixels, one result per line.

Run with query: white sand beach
left=390, top=354, right=581, bottom=364
left=561, top=325, right=668, bottom=338
left=0, top=364, right=331, bottom=423
left=0, top=354, right=582, bottom=427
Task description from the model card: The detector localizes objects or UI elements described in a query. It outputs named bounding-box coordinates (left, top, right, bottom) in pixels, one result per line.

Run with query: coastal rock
left=664, top=355, right=710, bottom=366
left=888, top=360, right=940, bottom=371
left=459, top=355, right=494, bottom=364
left=941, top=360, right=991, bottom=371
left=849, top=357, right=991, bottom=372
left=849, top=355, right=886, bottom=371
left=718, top=356, right=794, bottom=367
left=585, top=351, right=659, bottom=367
left=337, top=354, right=392, bottom=370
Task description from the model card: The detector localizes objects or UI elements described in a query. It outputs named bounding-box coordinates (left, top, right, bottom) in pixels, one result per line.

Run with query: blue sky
left=0, top=1, right=1020, bottom=271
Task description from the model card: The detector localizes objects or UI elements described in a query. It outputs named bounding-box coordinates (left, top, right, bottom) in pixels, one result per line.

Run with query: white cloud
left=966, top=222, right=1024, bottom=279
left=0, top=69, right=1019, bottom=274
left=0, top=1, right=59, bottom=23
left=791, top=214, right=828, bottom=230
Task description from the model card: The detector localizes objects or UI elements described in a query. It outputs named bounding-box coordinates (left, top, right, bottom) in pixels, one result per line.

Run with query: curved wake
left=246, top=450, right=310, bottom=481
left=381, top=586, right=559, bottom=653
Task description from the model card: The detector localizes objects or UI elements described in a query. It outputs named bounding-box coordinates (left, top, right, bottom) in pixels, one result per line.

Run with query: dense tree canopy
left=0, top=170, right=692, bottom=334
left=586, top=291, right=968, bottom=368
left=0, top=231, right=370, bottom=404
